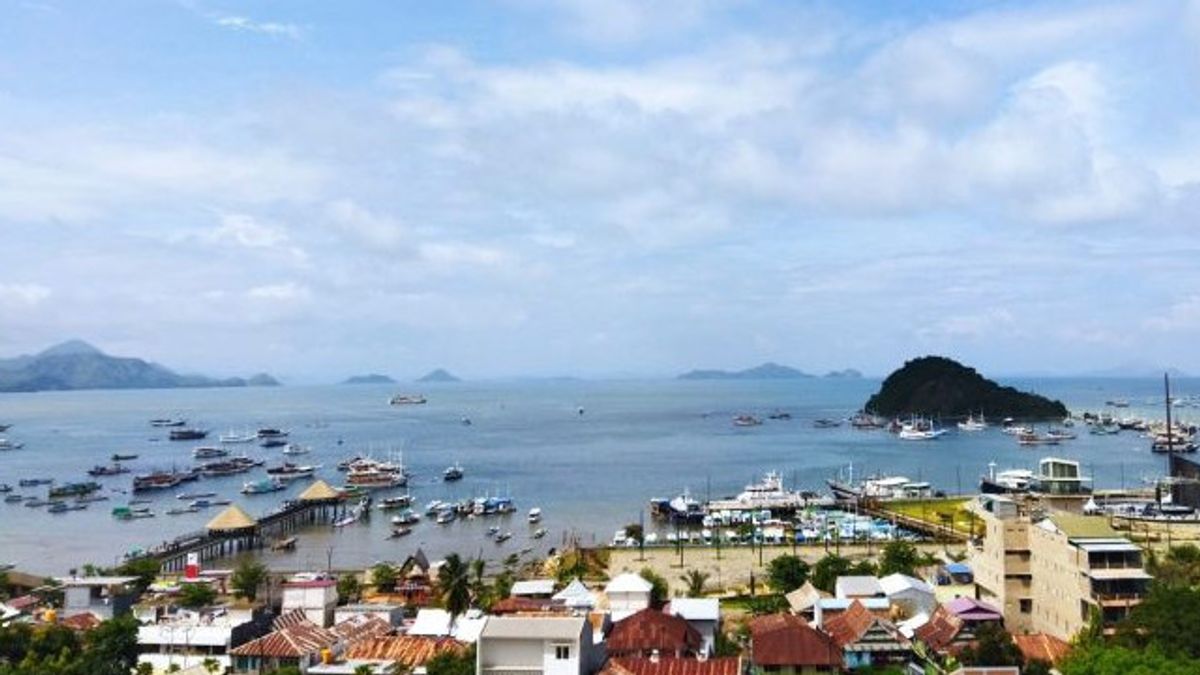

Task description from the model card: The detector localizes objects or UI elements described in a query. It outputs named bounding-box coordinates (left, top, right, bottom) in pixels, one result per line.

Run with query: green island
left=865, top=355, right=1068, bottom=419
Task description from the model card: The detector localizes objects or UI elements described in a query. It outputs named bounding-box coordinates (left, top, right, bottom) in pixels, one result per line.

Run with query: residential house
left=913, top=605, right=975, bottom=655
left=333, top=604, right=403, bottom=627
left=407, top=608, right=487, bottom=643
left=340, top=635, right=466, bottom=673
left=477, top=615, right=603, bottom=675
left=822, top=600, right=910, bottom=670
left=1012, top=633, right=1071, bottom=668
left=834, top=576, right=883, bottom=601
left=812, top=597, right=890, bottom=627
left=554, top=578, right=597, bottom=610
left=665, top=599, right=720, bottom=656
left=879, top=573, right=937, bottom=618
left=784, top=581, right=826, bottom=620
left=606, top=573, right=653, bottom=621
left=56, top=576, right=138, bottom=620
left=943, top=597, right=1003, bottom=625
left=513, top=579, right=559, bottom=599
left=607, top=608, right=701, bottom=659
left=601, top=656, right=742, bottom=675
left=229, top=615, right=390, bottom=674
left=748, top=614, right=842, bottom=674
left=282, top=577, right=338, bottom=628
left=136, top=605, right=270, bottom=674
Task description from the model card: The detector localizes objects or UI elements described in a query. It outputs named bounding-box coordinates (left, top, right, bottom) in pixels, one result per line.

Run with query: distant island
left=0, top=340, right=280, bottom=393
left=342, top=374, right=396, bottom=385
left=864, top=356, right=1067, bottom=419
left=678, top=362, right=813, bottom=380
left=824, top=368, right=863, bottom=379
left=417, top=368, right=461, bottom=383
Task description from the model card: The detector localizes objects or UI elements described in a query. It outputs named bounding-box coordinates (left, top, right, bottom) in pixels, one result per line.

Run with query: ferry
left=389, top=394, right=427, bottom=405
left=827, top=464, right=933, bottom=501
left=169, top=428, right=208, bottom=441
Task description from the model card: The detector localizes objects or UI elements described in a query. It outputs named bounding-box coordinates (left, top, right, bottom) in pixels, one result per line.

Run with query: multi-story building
left=969, top=496, right=1033, bottom=633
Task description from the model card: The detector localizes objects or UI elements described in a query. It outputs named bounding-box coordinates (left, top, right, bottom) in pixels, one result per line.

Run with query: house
left=605, top=573, right=653, bottom=620
left=282, top=576, right=338, bottom=628
left=396, top=549, right=435, bottom=607
left=554, top=579, right=597, bottom=610
left=913, top=605, right=975, bottom=654
left=664, top=599, right=720, bottom=656
left=56, top=576, right=138, bottom=620
left=137, top=605, right=271, bottom=673
left=513, top=579, right=559, bottom=599
left=229, top=616, right=390, bottom=674
left=944, top=597, right=1004, bottom=625
left=785, top=581, right=827, bottom=619
left=477, top=615, right=603, bottom=675
left=1012, top=633, right=1071, bottom=667
left=821, top=600, right=910, bottom=670
left=333, top=604, right=403, bottom=627
left=341, top=635, right=466, bottom=673
left=834, top=576, right=883, bottom=600
left=607, top=608, right=701, bottom=659
left=812, top=597, right=889, bottom=627
left=879, top=573, right=937, bottom=617
left=748, top=614, right=842, bottom=674
left=601, top=656, right=742, bottom=675
left=407, top=608, right=487, bottom=643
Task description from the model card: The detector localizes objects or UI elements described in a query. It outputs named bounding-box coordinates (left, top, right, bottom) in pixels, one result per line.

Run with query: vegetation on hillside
left=864, top=355, right=1067, bottom=419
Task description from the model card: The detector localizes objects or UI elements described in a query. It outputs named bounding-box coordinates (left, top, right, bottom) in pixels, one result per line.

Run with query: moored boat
left=88, top=464, right=129, bottom=477
left=48, top=482, right=101, bottom=498
left=241, top=478, right=286, bottom=495
left=443, top=462, right=464, bottom=482
left=389, top=394, right=427, bottom=405
left=193, top=446, right=229, bottom=459
left=169, top=428, right=208, bottom=441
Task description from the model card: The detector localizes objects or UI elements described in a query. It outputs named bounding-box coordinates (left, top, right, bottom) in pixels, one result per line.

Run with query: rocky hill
left=864, top=356, right=1067, bottom=419
left=417, top=368, right=461, bottom=383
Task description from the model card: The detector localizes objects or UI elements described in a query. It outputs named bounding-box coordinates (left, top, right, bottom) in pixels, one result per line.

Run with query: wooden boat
left=271, top=536, right=298, bottom=551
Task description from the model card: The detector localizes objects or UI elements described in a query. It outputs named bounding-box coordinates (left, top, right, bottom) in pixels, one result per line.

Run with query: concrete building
left=477, top=615, right=602, bottom=675
left=605, top=573, right=653, bottom=621
left=282, top=577, right=338, bottom=628
left=136, top=605, right=269, bottom=674
left=333, top=604, right=403, bottom=628
left=834, top=576, right=883, bottom=600
left=879, top=573, right=937, bottom=618
left=665, top=598, right=720, bottom=656
left=56, top=576, right=138, bottom=620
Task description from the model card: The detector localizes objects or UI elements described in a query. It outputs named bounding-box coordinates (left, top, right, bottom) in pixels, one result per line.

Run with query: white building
left=879, top=573, right=937, bottom=617
left=512, top=579, right=557, bottom=598
left=604, top=573, right=652, bottom=621
left=282, top=578, right=338, bottom=628
left=333, top=604, right=403, bottom=627
left=552, top=579, right=596, bottom=610
left=477, top=616, right=602, bottom=675
left=57, top=576, right=138, bottom=620
left=407, top=608, right=487, bottom=643
left=136, top=606, right=266, bottom=674
left=666, top=598, right=720, bottom=656
left=834, top=576, right=884, bottom=600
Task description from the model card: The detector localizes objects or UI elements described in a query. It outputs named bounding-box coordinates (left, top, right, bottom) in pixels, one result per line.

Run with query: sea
left=0, top=377, right=1191, bottom=575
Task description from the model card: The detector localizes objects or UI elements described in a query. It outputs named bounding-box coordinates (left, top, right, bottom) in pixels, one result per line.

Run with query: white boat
left=377, top=494, right=414, bottom=510
left=957, top=414, right=988, bottom=432
left=219, top=430, right=257, bottom=444
left=980, top=463, right=1035, bottom=494
left=389, top=394, right=427, bottom=405
left=0, top=439, right=24, bottom=451
left=436, top=508, right=456, bottom=524
left=898, top=419, right=947, bottom=440
left=527, top=507, right=542, bottom=524
left=282, top=443, right=311, bottom=456
left=532, top=528, right=547, bottom=539
left=241, top=478, right=286, bottom=495
left=391, top=509, right=420, bottom=525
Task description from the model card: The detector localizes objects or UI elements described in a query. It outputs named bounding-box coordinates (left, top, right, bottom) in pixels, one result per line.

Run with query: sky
left=2, top=0, right=1200, bottom=381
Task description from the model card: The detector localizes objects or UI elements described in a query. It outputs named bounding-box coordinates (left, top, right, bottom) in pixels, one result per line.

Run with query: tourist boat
left=192, top=446, right=228, bottom=459
left=443, top=462, right=464, bottom=481
left=257, top=428, right=289, bottom=439
left=812, top=418, right=841, bottom=428
left=196, top=459, right=254, bottom=477
left=390, top=526, right=413, bottom=538
left=111, top=453, right=138, bottom=461
left=850, top=412, right=886, bottom=429
left=980, top=463, right=1035, bottom=494
left=266, top=463, right=318, bottom=479
left=88, top=464, right=129, bottom=477
left=219, top=430, right=257, bottom=444
left=178, top=491, right=216, bottom=500
left=732, top=415, right=762, bottom=427
left=391, top=509, right=420, bottom=525
left=389, top=394, right=427, bottom=405
left=826, top=464, right=933, bottom=501
left=18, top=478, right=51, bottom=487
left=532, top=528, right=547, bottom=539
left=169, top=428, right=208, bottom=441
left=150, top=418, right=186, bottom=427
left=49, top=482, right=101, bottom=498
left=1045, top=428, right=1077, bottom=441
left=0, top=439, right=24, bottom=451
left=436, top=508, right=456, bottom=524
left=347, top=465, right=407, bottom=490
left=133, top=471, right=186, bottom=492
left=242, top=478, right=286, bottom=495
left=336, top=455, right=367, bottom=471
left=377, top=494, right=414, bottom=510
left=494, top=531, right=512, bottom=544
left=281, top=443, right=311, bottom=456
left=897, top=418, right=947, bottom=440
left=1016, top=431, right=1059, bottom=446
left=528, top=507, right=542, bottom=524
left=958, top=414, right=988, bottom=432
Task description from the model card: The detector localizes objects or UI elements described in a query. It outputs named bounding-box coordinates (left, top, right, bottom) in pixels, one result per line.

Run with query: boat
left=169, top=429, right=208, bottom=441
left=0, top=439, right=24, bottom=451
left=443, top=462, right=464, bottom=482
left=192, top=446, right=229, bottom=459
left=257, top=428, right=289, bottom=439
left=812, top=418, right=841, bottom=428
left=0, top=424, right=9, bottom=432
left=1106, top=399, right=1131, bottom=408
left=74, top=494, right=108, bottom=504
left=166, top=507, right=199, bottom=516
left=767, top=411, right=792, bottom=420
left=189, top=498, right=231, bottom=508
left=897, top=418, right=947, bottom=440
left=111, top=453, right=138, bottom=461
left=494, top=531, right=512, bottom=543
left=4, top=495, right=24, bottom=503
left=242, top=478, right=286, bottom=495
left=347, top=462, right=407, bottom=490
left=196, top=459, right=255, bottom=477
left=260, top=438, right=287, bottom=448
left=150, top=418, right=186, bottom=427
left=1089, top=424, right=1120, bottom=436
left=826, top=464, right=934, bottom=501
left=1045, top=428, right=1076, bottom=441
left=436, top=508, right=456, bottom=524
left=389, top=394, right=427, bottom=405
left=18, top=478, right=51, bottom=487
left=133, top=471, right=187, bottom=492
left=333, top=497, right=371, bottom=528
left=49, top=501, right=86, bottom=514
left=958, top=413, right=988, bottom=432
left=377, top=494, right=414, bottom=510
left=48, top=482, right=101, bottom=498
left=532, top=528, right=547, bottom=539
left=272, top=536, right=298, bottom=551
left=390, top=526, right=413, bottom=538
left=1016, top=431, right=1060, bottom=446
left=88, top=464, right=129, bottom=477
left=219, top=430, right=257, bottom=444
left=0, top=484, right=10, bottom=493
left=850, top=412, right=886, bottom=429
left=980, top=463, right=1035, bottom=494
left=281, top=443, right=311, bottom=456
left=527, top=507, right=542, bottom=524
left=391, top=509, right=420, bottom=525
left=266, top=463, right=318, bottom=479
left=177, top=491, right=217, bottom=500
left=732, top=415, right=762, bottom=427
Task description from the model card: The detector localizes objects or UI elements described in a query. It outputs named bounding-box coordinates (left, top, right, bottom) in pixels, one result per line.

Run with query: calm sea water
left=0, top=377, right=1191, bottom=574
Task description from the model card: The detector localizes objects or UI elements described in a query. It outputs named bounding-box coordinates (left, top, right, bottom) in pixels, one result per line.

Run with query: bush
left=767, top=555, right=809, bottom=593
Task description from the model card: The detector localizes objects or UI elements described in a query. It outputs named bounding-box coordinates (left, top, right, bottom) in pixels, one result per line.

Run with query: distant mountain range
left=0, top=340, right=280, bottom=393
left=678, top=362, right=814, bottom=380
left=342, top=374, right=396, bottom=385
left=824, top=368, right=863, bottom=379
left=417, top=368, right=461, bottom=383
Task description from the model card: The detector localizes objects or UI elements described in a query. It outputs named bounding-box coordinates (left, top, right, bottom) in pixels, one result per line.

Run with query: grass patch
left=879, top=498, right=984, bottom=538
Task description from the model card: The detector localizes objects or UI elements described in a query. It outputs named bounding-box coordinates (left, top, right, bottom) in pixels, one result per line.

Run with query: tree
left=469, top=558, right=488, bottom=605
left=1147, top=544, right=1200, bottom=588
left=202, top=657, right=221, bottom=674
left=624, top=523, right=645, bottom=546
left=878, top=540, right=921, bottom=577
left=178, top=582, right=217, bottom=609
left=767, top=555, right=809, bottom=593
left=371, top=563, right=397, bottom=593
left=680, top=569, right=710, bottom=597
left=1061, top=644, right=1200, bottom=675
left=353, top=665, right=375, bottom=675
left=957, top=622, right=1024, bottom=668
left=811, top=554, right=851, bottom=593
left=426, top=645, right=475, bottom=675
left=850, top=559, right=878, bottom=576
left=746, top=594, right=788, bottom=615
left=1117, top=584, right=1200, bottom=658
left=116, top=557, right=162, bottom=595
left=640, top=568, right=669, bottom=607
left=438, top=554, right=471, bottom=626
left=81, top=615, right=141, bottom=675
left=230, top=559, right=268, bottom=601
left=337, top=574, right=361, bottom=604
left=136, top=663, right=155, bottom=675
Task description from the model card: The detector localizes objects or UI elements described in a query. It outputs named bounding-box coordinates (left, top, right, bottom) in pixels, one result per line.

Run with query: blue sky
left=2, top=0, right=1200, bottom=381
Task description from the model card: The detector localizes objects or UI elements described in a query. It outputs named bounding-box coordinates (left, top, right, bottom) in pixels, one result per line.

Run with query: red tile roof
left=491, top=596, right=569, bottom=615
left=229, top=621, right=338, bottom=659
left=608, top=609, right=702, bottom=657
left=823, top=600, right=909, bottom=650
left=273, top=608, right=311, bottom=630
left=58, top=613, right=102, bottom=632
left=345, top=636, right=465, bottom=667
left=329, top=615, right=392, bottom=643
left=749, top=614, right=842, bottom=668
left=602, top=656, right=742, bottom=675
left=1013, top=633, right=1071, bottom=665
left=914, top=605, right=967, bottom=652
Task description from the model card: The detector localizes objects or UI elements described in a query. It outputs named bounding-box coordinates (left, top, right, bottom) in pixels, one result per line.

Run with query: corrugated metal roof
left=480, top=615, right=586, bottom=640
left=602, top=656, right=742, bottom=675
left=608, top=609, right=701, bottom=656
left=511, top=579, right=556, bottom=596
left=345, top=636, right=464, bottom=666
left=606, top=573, right=653, bottom=593
left=330, top=615, right=392, bottom=642
left=835, top=576, right=883, bottom=598
left=666, top=599, right=719, bottom=622
left=749, top=614, right=841, bottom=667
left=1076, top=542, right=1140, bottom=552
left=1013, top=633, right=1071, bottom=665
left=229, top=621, right=337, bottom=658
left=1087, top=569, right=1152, bottom=580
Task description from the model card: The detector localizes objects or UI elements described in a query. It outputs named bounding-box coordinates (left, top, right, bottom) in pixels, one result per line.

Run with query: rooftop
left=602, top=656, right=742, bottom=675
left=749, top=614, right=841, bottom=668
left=479, top=615, right=586, bottom=640
left=835, top=576, right=883, bottom=598
left=607, top=573, right=654, bottom=594
left=608, top=609, right=702, bottom=656
left=1045, top=513, right=1120, bottom=539
left=510, top=579, right=557, bottom=596
left=1012, top=633, right=1071, bottom=665
left=297, top=480, right=343, bottom=502
left=665, top=598, right=719, bottom=622
left=345, top=635, right=465, bottom=667
left=206, top=504, right=257, bottom=532
left=880, top=573, right=934, bottom=596
left=56, top=576, right=138, bottom=587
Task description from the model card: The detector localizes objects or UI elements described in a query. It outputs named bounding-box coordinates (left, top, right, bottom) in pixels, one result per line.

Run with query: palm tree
left=438, top=553, right=472, bottom=629
left=469, top=557, right=487, bottom=604
left=680, top=569, right=710, bottom=597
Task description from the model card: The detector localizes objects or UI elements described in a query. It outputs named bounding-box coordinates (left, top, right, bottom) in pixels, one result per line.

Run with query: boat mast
left=1166, top=372, right=1174, bottom=454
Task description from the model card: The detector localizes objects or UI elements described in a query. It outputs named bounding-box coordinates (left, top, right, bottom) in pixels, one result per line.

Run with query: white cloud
left=205, top=213, right=307, bottom=263
left=0, top=283, right=51, bottom=308
left=246, top=282, right=311, bottom=302
left=1145, top=296, right=1200, bottom=331
left=326, top=200, right=409, bottom=252
left=512, top=0, right=736, bottom=45
left=212, top=15, right=302, bottom=40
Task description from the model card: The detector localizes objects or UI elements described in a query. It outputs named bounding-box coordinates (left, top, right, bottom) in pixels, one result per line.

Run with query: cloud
left=0, top=283, right=51, bottom=308
left=205, top=213, right=307, bottom=263
left=511, top=0, right=736, bottom=45
left=212, top=15, right=303, bottom=40
left=326, top=200, right=409, bottom=252
left=1145, top=296, right=1200, bottom=332
left=246, top=282, right=310, bottom=302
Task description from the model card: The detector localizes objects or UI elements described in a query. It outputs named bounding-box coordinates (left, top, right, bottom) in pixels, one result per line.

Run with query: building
left=601, top=656, right=742, bottom=675
left=512, top=579, right=558, bottom=599
left=605, top=574, right=653, bottom=621
left=282, top=577, right=338, bottom=628
left=407, top=608, right=487, bottom=643
left=340, top=635, right=466, bottom=673
left=785, top=581, right=826, bottom=619
left=607, top=608, right=701, bottom=659
left=834, top=576, right=883, bottom=600
left=665, top=599, right=720, bottom=656
left=56, top=576, right=138, bottom=620
left=969, top=495, right=1033, bottom=632
left=822, top=600, right=910, bottom=669
left=913, top=605, right=974, bottom=655
left=748, top=614, right=842, bottom=674
left=812, top=597, right=889, bottom=627
left=879, top=573, right=937, bottom=618
left=333, top=604, right=403, bottom=627
left=943, top=597, right=1003, bottom=625
left=137, top=605, right=270, bottom=674
left=554, top=579, right=597, bottom=610
left=228, top=615, right=390, bottom=674
left=1012, top=633, right=1071, bottom=668
left=477, top=615, right=603, bottom=675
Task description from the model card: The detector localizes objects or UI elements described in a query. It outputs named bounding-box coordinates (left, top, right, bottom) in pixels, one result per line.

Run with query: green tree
left=640, top=568, right=669, bottom=607
left=426, top=645, right=475, bottom=675
left=746, top=594, right=788, bottom=615
left=1117, top=584, right=1200, bottom=658
left=957, top=622, right=1024, bottom=667
left=624, top=523, right=645, bottom=546
left=767, top=555, right=809, bottom=593
left=878, top=540, right=921, bottom=577
left=438, top=554, right=471, bottom=626
left=116, top=557, right=162, bottom=595
left=371, top=563, right=397, bottom=593
left=1147, top=544, right=1200, bottom=588
left=178, top=582, right=217, bottom=609
left=1061, top=644, right=1200, bottom=675
left=136, top=662, right=155, bottom=675
left=202, top=657, right=221, bottom=674
left=680, top=569, right=710, bottom=597
left=80, top=615, right=140, bottom=675
left=337, top=574, right=361, bottom=604
left=811, top=554, right=851, bottom=593
left=850, top=559, right=878, bottom=576
left=353, top=665, right=374, bottom=675
left=230, top=559, right=268, bottom=601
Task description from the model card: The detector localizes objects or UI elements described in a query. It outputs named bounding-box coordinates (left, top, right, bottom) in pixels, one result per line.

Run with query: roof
left=553, top=578, right=595, bottom=607
left=817, top=597, right=890, bottom=611
left=897, top=611, right=931, bottom=639
left=480, top=615, right=586, bottom=640
left=607, top=572, right=654, bottom=594
left=822, top=600, right=906, bottom=649
left=345, top=636, right=465, bottom=667
left=666, top=598, right=720, bottom=622
left=230, top=621, right=337, bottom=658
left=1076, top=541, right=1141, bottom=553
left=914, top=606, right=966, bottom=652
left=407, top=609, right=486, bottom=642
left=945, top=597, right=1003, bottom=621
left=602, top=656, right=742, bottom=675
left=835, top=576, right=883, bottom=598
left=511, top=579, right=557, bottom=596
left=297, top=480, right=342, bottom=502
left=206, top=504, right=257, bottom=531
left=57, top=576, right=139, bottom=587
left=284, top=579, right=338, bottom=589
left=608, top=609, right=702, bottom=656
left=785, top=581, right=826, bottom=613
left=1046, top=513, right=1119, bottom=539
left=58, top=613, right=103, bottom=631
left=749, top=614, right=842, bottom=668
left=1013, top=633, right=1071, bottom=665
left=944, top=563, right=971, bottom=574
left=490, top=596, right=568, bottom=615
left=274, top=608, right=311, bottom=630
left=1086, top=569, right=1152, bottom=580
left=880, top=573, right=934, bottom=597
left=329, top=615, right=392, bottom=643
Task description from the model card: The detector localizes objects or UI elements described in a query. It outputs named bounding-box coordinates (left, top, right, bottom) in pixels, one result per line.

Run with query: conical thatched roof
left=206, top=504, right=257, bottom=532
left=297, top=479, right=341, bottom=502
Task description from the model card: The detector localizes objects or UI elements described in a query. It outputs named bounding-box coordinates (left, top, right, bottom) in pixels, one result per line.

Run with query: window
left=1019, top=599, right=1032, bottom=613
left=554, top=645, right=570, bottom=660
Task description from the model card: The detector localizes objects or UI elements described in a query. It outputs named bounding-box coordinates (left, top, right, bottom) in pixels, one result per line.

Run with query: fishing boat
left=4, top=495, right=24, bottom=503
left=377, top=494, right=414, bottom=510
left=0, top=484, right=10, bottom=493
left=241, top=478, right=286, bottom=495
left=133, top=471, right=186, bottom=492
left=436, top=508, right=456, bottom=524
left=150, top=418, right=186, bottom=427
left=281, top=443, right=311, bottom=456
left=1045, top=428, right=1077, bottom=441
left=177, top=491, right=216, bottom=500
left=767, top=411, right=792, bottom=420
left=75, top=494, right=108, bottom=504
left=169, top=428, right=208, bottom=441
left=196, top=459, right=254, bottom=477
left=389, top=394, right=427, bottom=405
left=190, top=498, right=231, bottom=508
left=192, top=446, right=229, bottom=459
left=219, top=430, right=257, bottom=444
left=166, top=506, right=199, bottom=516
left=0, top=439, right=24, bottom=451
left=850, top=412, right=886, bottom=429
left=266, top=463, right=318, bottom=479
left=260, top=438, right=287, bottom=448
left=88, top=464, right=129, bottom=477
left=390, top=526, right=413, bottom=538
left=111, top=453, right=138, bottom=461
left=391, top=509, right=420, bottom=525
left=1016, top=431, right=1060, bottom=446
left=980, top=463, right=1035, bottom=494
left=49, top=502, right=87, bottom=514
left=897, top=418, right=947, bottom=440
left=18, top=478, right=51, bottom=487
left=443, top=462, right=464, bottom=481
left=494, top=531, right=512, bottom=543
left=958, top=413, right=988, bottom=432
left=527, top=507, right=542, bottom=524
left=532, top=528, right=547, bottom=539
left=732, top=415, right=763, bottom=427
left=49, top=482, right=101, bottom=498
left=257, top=428, right=289, bottom=439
